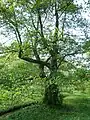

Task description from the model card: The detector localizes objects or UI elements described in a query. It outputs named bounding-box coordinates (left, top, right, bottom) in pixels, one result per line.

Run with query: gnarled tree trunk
left=43, top=55, right=63, bottom=106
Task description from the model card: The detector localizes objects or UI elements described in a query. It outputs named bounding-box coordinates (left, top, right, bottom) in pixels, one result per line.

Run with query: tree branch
left=38, top=9, right=44, bottom=38
left=57, top=51, right=78, bottom=68
left=20, top=56, right=50, bottom=69
left=55, top=2, right=59, bottom=29
left=61, top=12, right=66, bottom=40
left=63, top=51, right=78, bottom=58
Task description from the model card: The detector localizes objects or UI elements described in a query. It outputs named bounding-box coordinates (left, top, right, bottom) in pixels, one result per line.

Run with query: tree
left=0, top=0, right=83, bottom=105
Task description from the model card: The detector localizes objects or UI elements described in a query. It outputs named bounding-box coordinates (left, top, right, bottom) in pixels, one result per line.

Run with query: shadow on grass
left=0, top=97, right=90, bottom=120
left=0, top=104, right=77, bottom=120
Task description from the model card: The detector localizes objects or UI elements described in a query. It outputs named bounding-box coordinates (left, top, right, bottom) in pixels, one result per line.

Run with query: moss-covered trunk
left=43, top=56, right=63, bottom=106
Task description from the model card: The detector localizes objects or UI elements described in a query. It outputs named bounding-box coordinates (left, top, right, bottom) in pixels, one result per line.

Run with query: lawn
left=0, top=95, right=90, bottom=120
left=0, top=56, right=90, bottom=120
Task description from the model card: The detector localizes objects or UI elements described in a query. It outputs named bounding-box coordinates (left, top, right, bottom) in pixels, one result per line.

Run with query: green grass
left=0, top=95, right=90, bottom=120
left=0, top=56, right=44, bottom=111
left=0, top=55, right=90, bottom=120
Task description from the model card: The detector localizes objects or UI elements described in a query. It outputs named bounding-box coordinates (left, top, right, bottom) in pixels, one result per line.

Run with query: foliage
left=0, top=0, right=81, bottom=77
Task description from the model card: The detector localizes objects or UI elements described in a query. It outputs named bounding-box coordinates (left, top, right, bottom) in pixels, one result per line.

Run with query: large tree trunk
left=43, top=55, right=63, bottom=106
left=44, top=83, right=62, bottom=106
left=43, top=77, right=63, bottom=106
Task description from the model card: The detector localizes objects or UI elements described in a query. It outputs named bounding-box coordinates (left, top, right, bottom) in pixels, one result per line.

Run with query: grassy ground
left=0, top=95, right=90, bottom=120
left=0, top=56, right=90, bottom=120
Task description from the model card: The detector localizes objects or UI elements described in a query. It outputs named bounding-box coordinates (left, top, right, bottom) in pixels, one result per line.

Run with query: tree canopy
left=0, top=0, right=86, bottom=77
